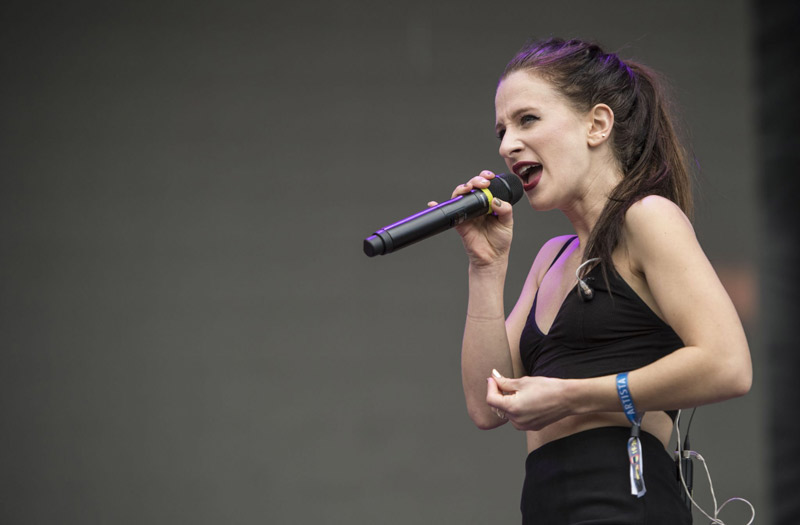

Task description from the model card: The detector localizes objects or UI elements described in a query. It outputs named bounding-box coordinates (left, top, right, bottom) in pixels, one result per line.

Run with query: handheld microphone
left=363, top=173, right=524, bottom=257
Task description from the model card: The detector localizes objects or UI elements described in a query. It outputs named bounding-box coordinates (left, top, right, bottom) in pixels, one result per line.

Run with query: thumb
left=486, top=377, right=507, bottom=408
left=490, top=197, right=514, bottom=223
left=491, top=369, right=518, bottom=393
left=491, top=198, right=506, bottom=214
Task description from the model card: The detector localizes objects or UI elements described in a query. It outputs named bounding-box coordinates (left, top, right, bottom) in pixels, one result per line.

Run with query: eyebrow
left=495, top=106, right=540, bottom=132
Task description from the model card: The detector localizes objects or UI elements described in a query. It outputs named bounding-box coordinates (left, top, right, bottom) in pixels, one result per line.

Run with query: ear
left=587, top=103, right=614, bottom=147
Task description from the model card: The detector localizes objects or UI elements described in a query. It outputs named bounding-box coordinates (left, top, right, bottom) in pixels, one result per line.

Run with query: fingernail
left=492, top=369, right=503, bottom=379
left=493, top=198, right=503, bottom=208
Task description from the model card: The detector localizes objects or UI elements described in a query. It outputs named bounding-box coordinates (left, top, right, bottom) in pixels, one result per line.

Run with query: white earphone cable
left=674, top=409, right=755, bottom=525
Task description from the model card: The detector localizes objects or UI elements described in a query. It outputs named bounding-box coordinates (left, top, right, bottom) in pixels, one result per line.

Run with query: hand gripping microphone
left=363, top=173, right=524, bottom=257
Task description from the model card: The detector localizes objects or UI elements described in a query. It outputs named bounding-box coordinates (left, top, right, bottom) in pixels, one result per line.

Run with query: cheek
left=553, top=122, right=585, bottom=148
left=538, top=119, right=581, bottom=151
left=547, top=127, right=589, bottom=167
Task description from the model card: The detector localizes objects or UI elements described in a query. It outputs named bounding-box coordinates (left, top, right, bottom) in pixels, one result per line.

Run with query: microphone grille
left=488, top=173, right=524, bottom=205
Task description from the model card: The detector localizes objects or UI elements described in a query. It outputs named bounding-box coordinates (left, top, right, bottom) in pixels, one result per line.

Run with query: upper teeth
left=520, top=165, right=538, bottom=177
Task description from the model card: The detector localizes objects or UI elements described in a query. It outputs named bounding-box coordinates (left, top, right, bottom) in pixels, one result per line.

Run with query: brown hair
left=502, top=38, right=693, bottom=273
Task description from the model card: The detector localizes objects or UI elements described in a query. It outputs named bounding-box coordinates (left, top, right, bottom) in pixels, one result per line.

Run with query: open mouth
left=515, top=163, right=543, bottom=190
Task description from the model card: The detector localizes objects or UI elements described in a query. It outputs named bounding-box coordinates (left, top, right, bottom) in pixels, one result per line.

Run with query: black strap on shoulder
left=546, top=235, right=578, bottom=271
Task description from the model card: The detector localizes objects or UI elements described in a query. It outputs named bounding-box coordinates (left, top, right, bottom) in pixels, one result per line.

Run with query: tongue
left=527, top=165, right=542, bottom=181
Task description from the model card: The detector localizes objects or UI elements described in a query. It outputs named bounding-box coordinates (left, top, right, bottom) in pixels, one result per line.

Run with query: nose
left=498, top=130, right=523, bottom=159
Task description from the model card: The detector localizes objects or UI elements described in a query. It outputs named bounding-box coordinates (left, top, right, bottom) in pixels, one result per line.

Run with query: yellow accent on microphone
left=481, top=188, right=494, bottom=214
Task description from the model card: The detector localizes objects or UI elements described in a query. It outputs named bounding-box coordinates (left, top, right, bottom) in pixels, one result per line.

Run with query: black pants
left=521, top=426, right=692, bottom=524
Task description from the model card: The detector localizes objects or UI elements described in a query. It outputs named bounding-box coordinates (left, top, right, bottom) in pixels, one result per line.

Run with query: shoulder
left=539, top=234, right=579, bottom=254
left=624, top=195, right=692, bottom=231
left=534, top=235, right=578, bottom=269
left=622, top=196, right=698, bottom=274
left=519, top=234, right=577, bottom=291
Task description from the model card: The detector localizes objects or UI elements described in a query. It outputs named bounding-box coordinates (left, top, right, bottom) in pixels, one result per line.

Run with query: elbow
left=468, top=407, right=504, bottom=431
left=719, top=353, right=753, bottom=400
left=474, top=418, right=503, bottom=431
left=719, top=372, right=751, bottom=401
left=731, top=367, right=753, bottom=398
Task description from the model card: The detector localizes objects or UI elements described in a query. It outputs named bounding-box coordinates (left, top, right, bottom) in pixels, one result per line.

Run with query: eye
left=495, top=128, right=506, bottom=141
left=520, top=114, right=540, bottom=125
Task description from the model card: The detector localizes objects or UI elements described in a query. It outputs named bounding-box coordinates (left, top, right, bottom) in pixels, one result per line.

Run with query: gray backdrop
left=1, top=1, right=764, bottom=523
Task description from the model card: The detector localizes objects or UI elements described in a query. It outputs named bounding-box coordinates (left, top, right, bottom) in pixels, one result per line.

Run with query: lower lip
left=523, top=172, right=541, bottom=191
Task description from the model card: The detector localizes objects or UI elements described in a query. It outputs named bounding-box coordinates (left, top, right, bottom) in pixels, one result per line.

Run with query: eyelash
left=496, top=114, right=540, bottom=140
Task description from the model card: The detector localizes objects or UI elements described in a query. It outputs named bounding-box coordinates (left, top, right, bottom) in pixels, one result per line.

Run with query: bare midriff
left=525, top=411, right=673, bottom=453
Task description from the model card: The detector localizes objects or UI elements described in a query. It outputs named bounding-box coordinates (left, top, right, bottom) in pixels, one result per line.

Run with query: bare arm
left=462, top=231, right=571, bottom=429
left=487, top=196, right=752, bottom=429
left=445, top=171, right=515, bottom=430
left=461, top=262, right=514, bottom=429
left=578, top=196, right=752, bottom=412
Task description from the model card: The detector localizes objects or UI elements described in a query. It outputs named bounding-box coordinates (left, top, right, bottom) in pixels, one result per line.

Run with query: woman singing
left=449, top=38, right=751, bottom=523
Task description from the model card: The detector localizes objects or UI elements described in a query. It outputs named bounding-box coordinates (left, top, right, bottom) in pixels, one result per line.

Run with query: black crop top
left=519, top=236, right=683, bottom=420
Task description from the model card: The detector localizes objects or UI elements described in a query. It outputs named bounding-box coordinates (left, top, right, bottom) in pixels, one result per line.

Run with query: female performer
left=448, top=38, right=751, bottom=523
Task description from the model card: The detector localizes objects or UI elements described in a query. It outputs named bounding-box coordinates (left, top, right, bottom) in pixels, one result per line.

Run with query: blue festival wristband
left=616, top=372, right=643, bottom=426
left=616, top=372, right=646, bottom=497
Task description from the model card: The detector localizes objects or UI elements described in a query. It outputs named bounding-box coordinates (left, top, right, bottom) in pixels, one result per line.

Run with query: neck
left=561, top=165, right=623, bottom=248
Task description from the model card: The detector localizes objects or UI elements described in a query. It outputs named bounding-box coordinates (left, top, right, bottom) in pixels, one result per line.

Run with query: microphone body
left=363, top=173, right=523, bottom=257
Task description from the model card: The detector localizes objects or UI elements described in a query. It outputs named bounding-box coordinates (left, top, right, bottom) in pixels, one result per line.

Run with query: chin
left=526, top=193, right=556, bottom=213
